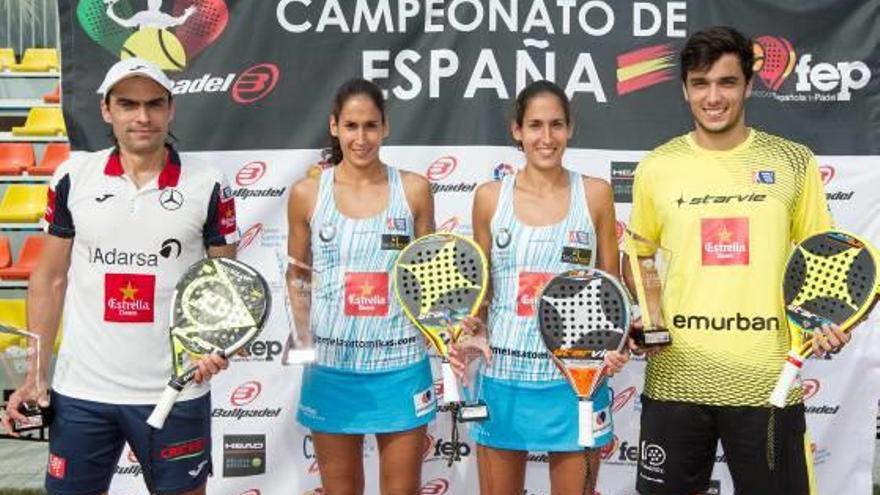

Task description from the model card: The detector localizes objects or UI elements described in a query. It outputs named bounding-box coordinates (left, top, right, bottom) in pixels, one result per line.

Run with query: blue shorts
left=297, top=358, right=436, bottom=434
left=469, top=375, right=613, bottom=452
left=45, top=390, right=212, bottom=495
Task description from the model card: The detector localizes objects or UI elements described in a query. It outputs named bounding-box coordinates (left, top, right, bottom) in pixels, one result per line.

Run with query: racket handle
left=578, top=399, right=595, bottom=447
left=147, top=383, right=183, bottom=429
left=441, top=361, right=461, bottom=403
left=769, top=351, right=804, bottom=408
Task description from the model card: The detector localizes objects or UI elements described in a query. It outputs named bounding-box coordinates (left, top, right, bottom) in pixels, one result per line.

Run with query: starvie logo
left=77, top=0, right=229, bottom=72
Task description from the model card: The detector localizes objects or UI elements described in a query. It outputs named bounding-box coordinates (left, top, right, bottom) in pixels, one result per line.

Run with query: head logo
left=77, top=0, right=229, bottom=72
left=802, top=378, right=820, bottom=400
left=236, top=161, right=267, bottom=186
left=232, top=63, right=280, bottom=104
left=753, top=36, right=796, bottom=91
left=617, top=43, right=676, bottom=95
left=819, top=165, right=835, bottom=185
left=437, top=217, right=460, bottom=233
left=493, top=163, right=516, bottom=181
left=426, top=156, right=458, bottom=181
left=237, top=223, right=263, bottom=253
left=612, top=386, right=637, bottom=413
left=421, top=478, right=450, bottom=495
left=230, top=380, right=262, bottom=406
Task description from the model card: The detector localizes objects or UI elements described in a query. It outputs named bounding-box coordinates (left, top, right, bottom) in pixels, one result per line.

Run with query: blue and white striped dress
left=471, top=170, right=614, bottom=451
left=297, top=166, right=436, bottom=434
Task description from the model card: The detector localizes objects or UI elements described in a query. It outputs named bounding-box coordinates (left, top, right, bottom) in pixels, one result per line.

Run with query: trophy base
left=633, top=328, right=671, bottom=347
left=457, top=401, right=489, bottom=422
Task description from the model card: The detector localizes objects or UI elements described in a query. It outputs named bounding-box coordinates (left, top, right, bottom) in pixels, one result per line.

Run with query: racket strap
left=447, top=405, right=462, bottom=467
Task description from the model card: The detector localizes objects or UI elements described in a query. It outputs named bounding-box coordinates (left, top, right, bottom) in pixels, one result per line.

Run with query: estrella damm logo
left=77, top=0, right=229, bottom=72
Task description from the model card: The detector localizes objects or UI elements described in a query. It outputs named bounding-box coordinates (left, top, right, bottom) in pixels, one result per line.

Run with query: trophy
left=622, top=229, right=671, bottom=347
left=279, top=250, right=316, bottom=365
left=455, top=333, right=489, bottom=423
left=0, top=325, right=52, bottom=434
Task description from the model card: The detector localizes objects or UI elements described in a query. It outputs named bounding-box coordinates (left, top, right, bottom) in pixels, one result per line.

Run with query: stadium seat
left=0, top=143, right=36, bottom=175
left=27, top=143, right=69, bottom=176
left=0, top=236, right=12, bottom=269
left=0, top=48, right=15, bottom=71
left=0, top=299, right=28, bottom=352
left=0, top=236, right=44, bottom=280
left=0, top=185, right=49, bottom=223
left=43, top=83, right=61, bottom=104
left=11, top=107, right=67, bottom=137
left=9, top=48, right=59, bottom=72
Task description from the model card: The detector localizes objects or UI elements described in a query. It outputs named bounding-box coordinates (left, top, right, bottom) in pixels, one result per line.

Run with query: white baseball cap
left=96, top=58, right=174, bottom=97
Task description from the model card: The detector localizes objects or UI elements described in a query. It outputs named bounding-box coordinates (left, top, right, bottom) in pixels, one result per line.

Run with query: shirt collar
left=103, top=145, right=182, bottom=189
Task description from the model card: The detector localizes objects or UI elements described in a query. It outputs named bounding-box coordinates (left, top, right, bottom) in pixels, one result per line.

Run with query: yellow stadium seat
left=9, top=48, right=59, bottom=72
left=0, top=185, right=49, bottom=223
left=0, top=48, right=15, bottom=71
left=11, top=107, right=67, bottom=137
left=0, top=299, right=27, bottom=353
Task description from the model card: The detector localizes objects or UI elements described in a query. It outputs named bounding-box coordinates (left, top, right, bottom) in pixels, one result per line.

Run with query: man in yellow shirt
left=629, top=26, right=849, bottom=495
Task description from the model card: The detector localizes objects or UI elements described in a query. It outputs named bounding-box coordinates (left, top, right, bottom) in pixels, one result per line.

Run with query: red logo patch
left=160, top=437, right=205, bottom=461
left=219, top=197, right=237, bottom=236
left=421, top=478, right=450, bottom=495
left=701, top=218, right=749, bottom=266
left=236, top=161, right=267, bottom=186
left=344, top=272, right=389, bottom=316
left=232, top=63, right=280, bottom=104
left=517, top=272, right=555, bottom=316
left=230, top=380, right=262, bottom=406
left=45, top=188, right=56, bottom=223
left=426, top=156, right=457, bottom=181
left=802, top=378, right=821, bottom=400
left=819, top=165, right=835, bottom=185
left=104, top=273, right=156, bottom=322
left=48, top=453, right=66, bottom=479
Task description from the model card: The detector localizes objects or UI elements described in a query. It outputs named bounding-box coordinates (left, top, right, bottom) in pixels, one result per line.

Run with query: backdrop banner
left=56, top=1, right=880, bottom=494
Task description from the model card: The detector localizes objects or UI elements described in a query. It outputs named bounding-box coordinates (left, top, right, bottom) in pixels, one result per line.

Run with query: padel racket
left=538, top=269, right=631, bottom=447
left=147, top=257, right=270, bottom=428
left=769, top=230, right=879, bottom=407
left=393, top=232, right=488, bottom=403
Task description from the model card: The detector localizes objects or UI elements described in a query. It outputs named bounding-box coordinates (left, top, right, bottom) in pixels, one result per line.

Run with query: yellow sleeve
left=628, top=159, right=660, bottom=256
left=791, top=155, right=833, bottom=244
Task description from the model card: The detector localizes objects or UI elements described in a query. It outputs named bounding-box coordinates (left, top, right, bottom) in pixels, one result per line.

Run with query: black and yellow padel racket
left=147, top=257, right=270, bottom=428
left=769, top=230, right=879, bottom=407
left=393, top=232, right=488, bottom=403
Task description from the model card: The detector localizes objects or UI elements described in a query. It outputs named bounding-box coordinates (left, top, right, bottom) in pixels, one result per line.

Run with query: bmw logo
left=495, top=228, right=511, bottom=249
left=318, top=223, right=336, bottom=243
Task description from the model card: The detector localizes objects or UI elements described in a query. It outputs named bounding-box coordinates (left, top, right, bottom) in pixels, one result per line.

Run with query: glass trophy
left=279, top=250, right=316, bottom=365
left=0, top=325, right=52, bottom=434
left=622, top=229, right=671, bottom=347
left=455, top=334, right=489, bottom=422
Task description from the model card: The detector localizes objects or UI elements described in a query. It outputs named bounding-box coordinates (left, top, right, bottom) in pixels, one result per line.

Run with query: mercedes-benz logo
left=159, top=188, right=184, bottom=211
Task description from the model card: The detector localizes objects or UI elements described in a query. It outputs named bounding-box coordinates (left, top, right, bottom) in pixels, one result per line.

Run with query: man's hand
left=2, top=377, right=49, bottom=437
left=192, top=353, right=229, bottom=384
left=811, top=323, right=850, bottom=357
left=627, top=318, right=664, bottom=357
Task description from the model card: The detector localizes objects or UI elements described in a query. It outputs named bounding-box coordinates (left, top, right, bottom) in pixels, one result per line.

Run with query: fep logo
left=230, top=380, right=262, bottom=406
left=612, top=386, right=637, bottom=413
left=421, top=478, right=449, bottom=495
left=77, top=0, right=229, bottom=72
left=426, top=156, right=458, bottom=181
left=753, top=36, right=796, bottom=91
left=819, top=165, right=835, bottom=185
left=236, top=161, right=267, bottom=186
left=802, top=378, right=820, bottom=400
left=237, top=223, right=263, bottom=253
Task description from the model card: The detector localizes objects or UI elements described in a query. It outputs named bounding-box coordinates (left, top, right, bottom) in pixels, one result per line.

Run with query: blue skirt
left=469, top=375, right=613, bottom=452
left=297, top=358, right=436, bottom=434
